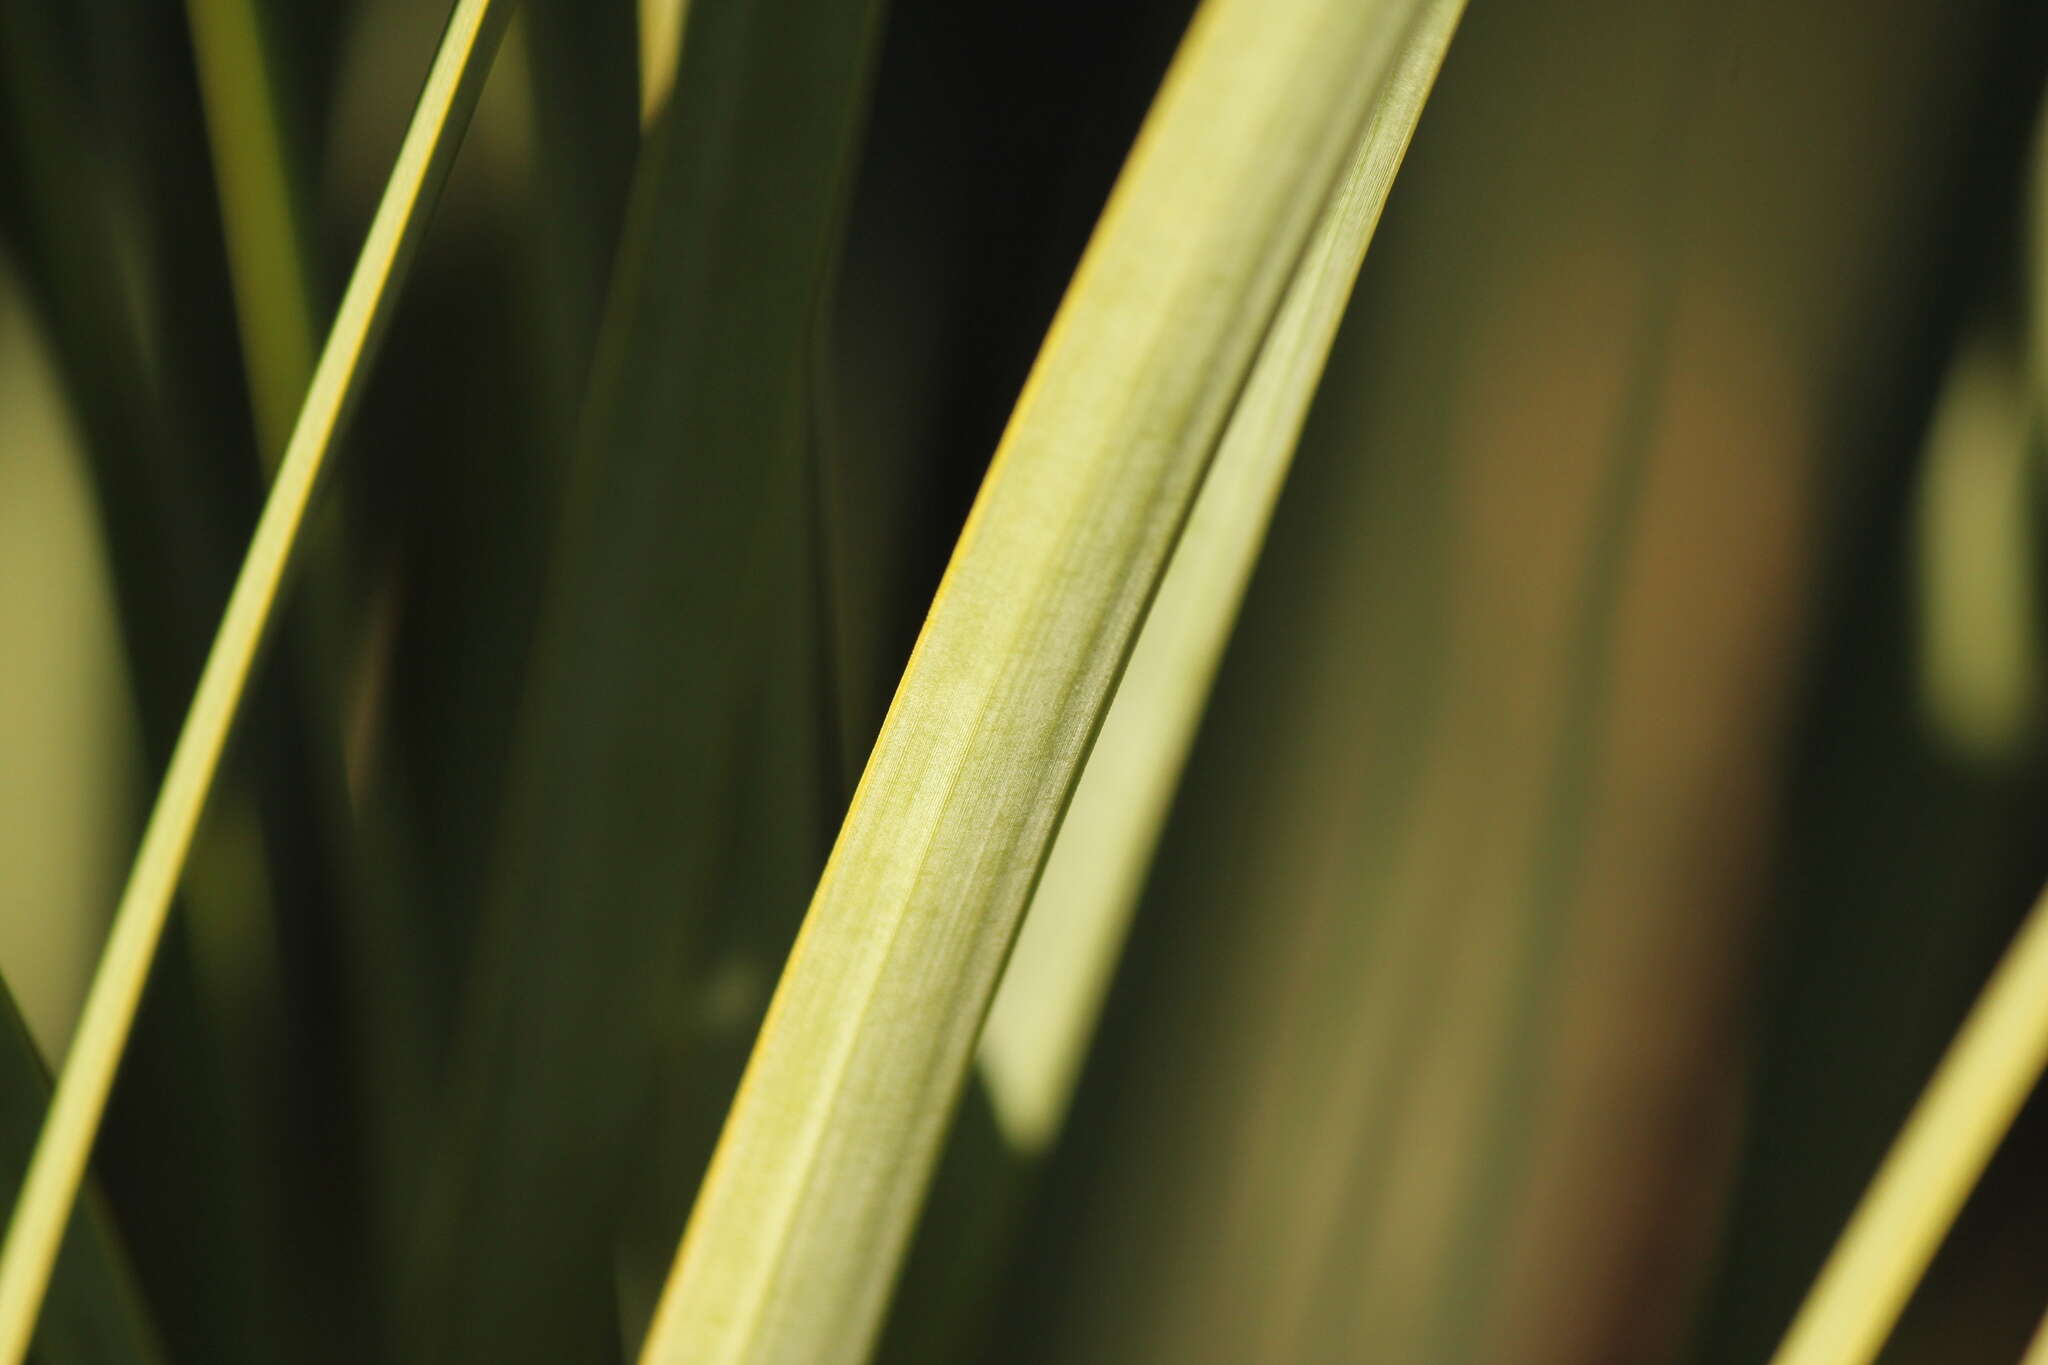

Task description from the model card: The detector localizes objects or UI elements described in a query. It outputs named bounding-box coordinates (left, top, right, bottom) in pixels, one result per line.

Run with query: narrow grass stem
left=0, top=3, right=511, bottom=1357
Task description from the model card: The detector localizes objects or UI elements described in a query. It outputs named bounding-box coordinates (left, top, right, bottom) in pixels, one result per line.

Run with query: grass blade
left=1770, top=886, right=2048, bottom=1365
left=0, top=3, right=511, bottom=1355
left=977, top=0, right=1462, bottom=1152
left=636, top=0, right=1435, bottom=1359
left=0, top=982, right=161, bottom=1365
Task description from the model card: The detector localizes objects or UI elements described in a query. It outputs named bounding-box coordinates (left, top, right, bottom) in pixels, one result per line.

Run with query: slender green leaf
left=2023, top=1306, right=2048, bottom=1365
left=0, top=982, right=161, bottom=1365
left=636, top=1, right=1439, bottom=1359
left=1770, top=886, right=2048, bottom=1365
left=0, top=3, right=511, bottom=1355
left=3, top=19, right=374, bottom=1356
left=978, top=0, right=1463, bottom=1152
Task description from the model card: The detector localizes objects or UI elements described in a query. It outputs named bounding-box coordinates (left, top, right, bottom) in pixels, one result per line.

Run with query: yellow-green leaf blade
left=0, top=3, right=510, bottom=1357
left=977, top=0, right=1463, bottom=1152
left=637, top=0, right=1434, bottom=1360
left=2022, top=1306, right=2048, bottom=1365
left=0, top=978, right=161, bottom=1365
left=1770, top=885, right=2048, bottom=1365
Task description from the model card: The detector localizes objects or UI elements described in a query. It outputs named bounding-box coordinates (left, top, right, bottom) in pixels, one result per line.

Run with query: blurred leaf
left=520, top=0, right=638, bottom=428
left=185, top=0, right=319, bottom=466
left=0, top=0, right=250, bottom=753
left=1912, top=335, right=2039, bottom=762
left=0, top=3, right=512, bottom=1355
left=405, top=0, right=883, bottom=1357
left=638, top=0, right=689, bottom=124
left=635, top=1, right=1442, bottom=1360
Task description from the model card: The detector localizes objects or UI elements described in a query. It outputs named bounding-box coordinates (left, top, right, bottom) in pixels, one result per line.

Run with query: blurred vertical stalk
left=184, top=0, right=316, bottom=468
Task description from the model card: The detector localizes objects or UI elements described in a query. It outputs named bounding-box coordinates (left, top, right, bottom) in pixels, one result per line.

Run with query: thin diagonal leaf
left=978, top=0, right=1463, bottom=1152
left=3, top=25, right=347, bottom=1353
left=1770, top=885, right=2048, bottom=1365
left=2023, top=1306, right=2048, bottom=1365
left=0, top=981, right=161, bottom=1365
left=636, top=1, right=1437, bottom=1360
left=0, top=2, right=511, bottom=1356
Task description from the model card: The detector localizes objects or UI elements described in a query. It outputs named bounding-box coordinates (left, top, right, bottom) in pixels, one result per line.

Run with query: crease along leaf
left=977, top=0, right=1464, bottom=1153
left=1770, top=885, right=2048, bottom=1365
left=0, top=2, right=511, bottom=1356
left=636, top=0, right=1447, bottom=1360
